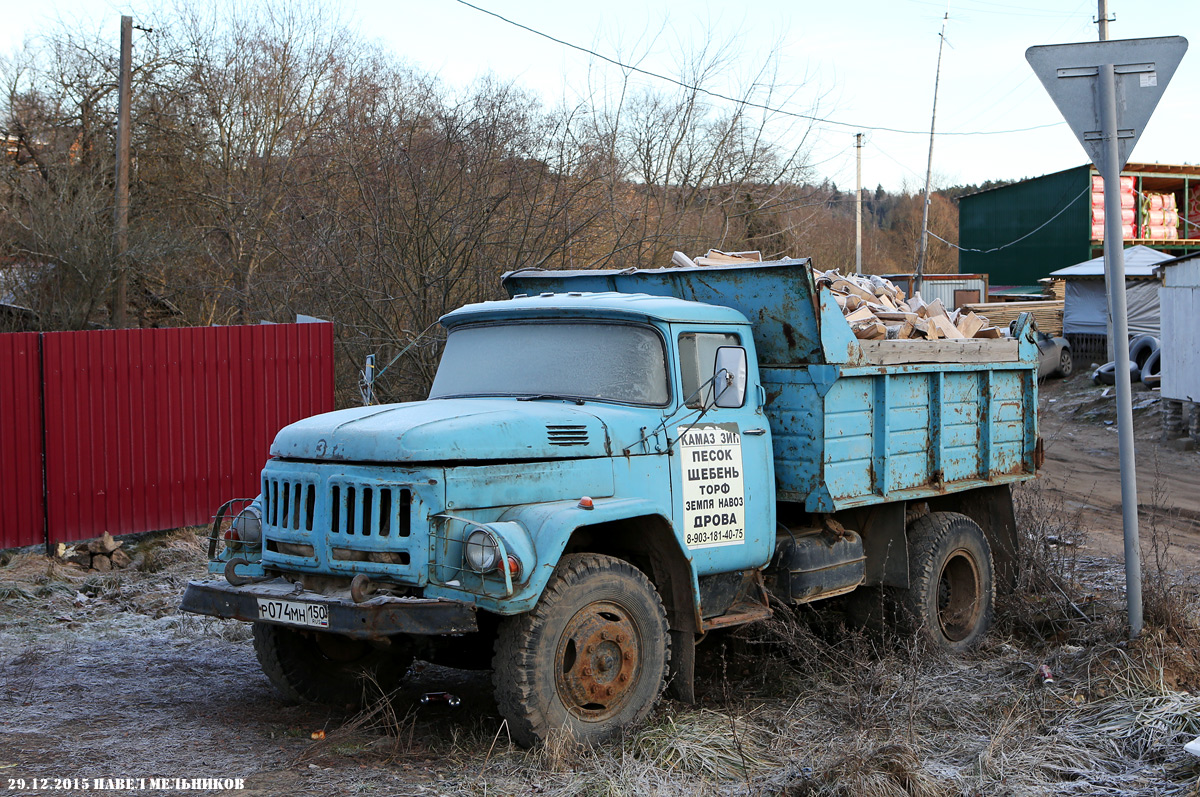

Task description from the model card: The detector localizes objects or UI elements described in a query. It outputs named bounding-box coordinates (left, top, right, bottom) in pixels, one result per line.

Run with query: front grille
left=264, top=476, right=317, bottom=532
left=266, top=540, right=315, bottom=558
left=330, top=484, right=412, bottom=538
left=261, top=468, right=423, bottom=579
left=547, top=424, right=588, bottom=446
left=331, top=548, right=411, bottom=565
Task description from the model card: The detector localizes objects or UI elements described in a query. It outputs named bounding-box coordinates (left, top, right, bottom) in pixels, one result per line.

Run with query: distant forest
left=0, top=2, right=1001, bottom=400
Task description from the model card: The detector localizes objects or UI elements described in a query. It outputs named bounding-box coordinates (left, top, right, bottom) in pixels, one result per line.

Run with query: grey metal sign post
left=1027, top=36, right=1187, bottom=638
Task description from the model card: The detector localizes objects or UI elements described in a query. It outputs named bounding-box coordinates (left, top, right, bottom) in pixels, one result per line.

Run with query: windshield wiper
left=517, top=394, right=586, bottom=405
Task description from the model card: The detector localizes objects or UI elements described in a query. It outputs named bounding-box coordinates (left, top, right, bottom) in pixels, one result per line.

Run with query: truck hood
left=270, top=399, right=611, bottom=463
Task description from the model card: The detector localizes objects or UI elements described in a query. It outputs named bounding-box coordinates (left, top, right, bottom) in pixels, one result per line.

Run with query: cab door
left=669, top=326, right=775, bottom=575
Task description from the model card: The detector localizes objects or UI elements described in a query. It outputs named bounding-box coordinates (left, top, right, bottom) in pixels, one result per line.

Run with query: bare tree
left=571, top=31, right=818, bottom=267
left=0, top=7, right=833, bottom=401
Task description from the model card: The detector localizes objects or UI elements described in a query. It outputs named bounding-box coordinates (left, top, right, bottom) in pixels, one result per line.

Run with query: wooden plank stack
left=692, top=249, right=763, bottom=266
left=960, top=300, right=1063, bottom=337
left=814, top=269, right=1005, bottom=341
left=1039, top=278, right=1065, bottom=301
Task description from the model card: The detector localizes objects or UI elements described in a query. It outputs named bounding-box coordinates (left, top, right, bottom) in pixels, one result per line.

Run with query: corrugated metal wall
left=886, top=276, right=988, bottom=309
left=1161, top=258, right=1200, bottom=402
left=0, top=323, right=334, bottom=549
left=959, top=165, right=1092, bottom=286
left=0, top=334, right=46, bottom=549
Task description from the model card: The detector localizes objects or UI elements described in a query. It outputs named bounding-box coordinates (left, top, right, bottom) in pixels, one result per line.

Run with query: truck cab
left=185, top=292, right=779, bottom=745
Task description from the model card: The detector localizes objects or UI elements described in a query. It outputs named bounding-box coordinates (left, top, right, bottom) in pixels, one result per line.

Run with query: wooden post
left=112, top=15, right=132, bottom=328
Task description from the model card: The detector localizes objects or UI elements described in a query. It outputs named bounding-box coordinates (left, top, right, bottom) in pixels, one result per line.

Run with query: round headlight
left=231, top=505, right=262, bottom=546
left=465, top=527, right=500, bottom=572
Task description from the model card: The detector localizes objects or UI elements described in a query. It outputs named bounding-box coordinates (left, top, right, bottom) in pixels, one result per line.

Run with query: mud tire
left=492, top=553, right=670, bottom=747
left=252, top=623, right=412, bottom=707
left=902, top=512, right=995, bottom=653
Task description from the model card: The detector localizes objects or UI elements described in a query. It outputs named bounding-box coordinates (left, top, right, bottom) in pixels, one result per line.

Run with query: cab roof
left=440, top=291, right=750, bottom=327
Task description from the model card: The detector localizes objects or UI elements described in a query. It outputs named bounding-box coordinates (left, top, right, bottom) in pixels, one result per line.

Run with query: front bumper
left=180, top=578, right=478, bottom=639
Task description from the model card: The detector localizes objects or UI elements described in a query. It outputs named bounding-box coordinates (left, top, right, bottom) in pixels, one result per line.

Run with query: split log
left=957, top=311, right=986, bottom=339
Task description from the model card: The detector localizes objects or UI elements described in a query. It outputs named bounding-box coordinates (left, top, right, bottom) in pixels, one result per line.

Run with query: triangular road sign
left=1026, top=36, right=1187, bottom=170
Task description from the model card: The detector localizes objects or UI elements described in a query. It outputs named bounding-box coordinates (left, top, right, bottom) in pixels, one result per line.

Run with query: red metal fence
left=0, top=333, right=45, bottom=549
left=1, top=323, right=334, bottom=549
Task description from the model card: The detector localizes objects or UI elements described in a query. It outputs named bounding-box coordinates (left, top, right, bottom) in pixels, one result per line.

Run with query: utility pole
left=915, top=12, right=949, bottom=296
left=1097, top=0, right=1116, bottom=363
left=112, top=15, right=132, bottom=329
left=1096, top=0, right=1113, bottom=40
left=855, top=133, right=863, bottom=273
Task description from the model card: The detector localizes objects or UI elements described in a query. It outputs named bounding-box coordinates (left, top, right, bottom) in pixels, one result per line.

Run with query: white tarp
left=1050, top=245, right=1173, bottom=278
left=1056, top=246, right=1169, bottom=337
left=1063, top=279, right=1159, bottom=336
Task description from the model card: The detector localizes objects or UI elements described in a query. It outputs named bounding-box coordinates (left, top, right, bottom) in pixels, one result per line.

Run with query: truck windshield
left=429, top=321, right=669, bottom=405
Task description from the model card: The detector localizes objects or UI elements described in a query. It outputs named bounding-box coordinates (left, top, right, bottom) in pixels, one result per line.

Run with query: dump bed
left=503, top=260, right=1040, bottom=512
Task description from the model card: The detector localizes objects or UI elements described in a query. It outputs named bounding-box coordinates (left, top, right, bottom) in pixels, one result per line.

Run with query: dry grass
left=6, top=512, right=1200, bottom=796
left=363, top=533, right=1200, bottom=797
left=635, top=709, right=777, bottom=781
left=1141, top=458, right=1200, bottom=637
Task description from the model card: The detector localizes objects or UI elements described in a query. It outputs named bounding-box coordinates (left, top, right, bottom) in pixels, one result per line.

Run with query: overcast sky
left=4, top=0, right=1197, bottom=193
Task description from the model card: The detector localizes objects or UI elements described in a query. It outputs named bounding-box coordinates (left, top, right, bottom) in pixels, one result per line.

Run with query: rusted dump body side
left=504, top=260, right=1040, bottom=514
left=764, top=361, right=1036, bottom=513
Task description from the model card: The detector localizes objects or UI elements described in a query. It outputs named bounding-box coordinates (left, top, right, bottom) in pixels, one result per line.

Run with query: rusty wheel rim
left=937, top=549, right=982, bottom=642
left=554, top=600, right=641, bottom=721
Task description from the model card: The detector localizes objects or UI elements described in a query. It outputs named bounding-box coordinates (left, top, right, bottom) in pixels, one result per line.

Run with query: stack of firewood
left=57, top=532, right=135, bottom=571
left=813, top=269, right=1005, bottom=341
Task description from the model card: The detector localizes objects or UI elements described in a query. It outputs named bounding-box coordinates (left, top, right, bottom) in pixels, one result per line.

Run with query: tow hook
left=351, top=573, right=376, bottom=603
left=224, top=557, right=268, bottom=587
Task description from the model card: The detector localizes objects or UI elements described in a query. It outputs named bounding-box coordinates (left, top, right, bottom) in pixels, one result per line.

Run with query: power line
left=903, top=0, right=1082, bottom=18
left=866, top=138, right=928, bottom=183
left=927, top=185, right=1091, bottom=253
left=453, top=0, right=1065, bottom=138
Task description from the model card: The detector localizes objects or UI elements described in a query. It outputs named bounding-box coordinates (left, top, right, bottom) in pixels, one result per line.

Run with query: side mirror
left=713, top=346, right=748, bottom=408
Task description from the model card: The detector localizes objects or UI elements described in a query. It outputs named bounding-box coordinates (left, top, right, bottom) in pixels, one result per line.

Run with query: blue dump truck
left=181, top=259, right=1041, bottom=746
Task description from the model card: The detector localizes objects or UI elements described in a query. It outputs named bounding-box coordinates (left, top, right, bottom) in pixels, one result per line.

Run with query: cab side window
left=678, top=332, right=740, bottom=409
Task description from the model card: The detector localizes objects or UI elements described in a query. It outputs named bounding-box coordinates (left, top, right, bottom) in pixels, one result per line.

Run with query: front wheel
left=492, top=554, right=670, bottom=747
left=902, top=512, right=995, bottom=653
left=252, top=623, right=413, bottom=707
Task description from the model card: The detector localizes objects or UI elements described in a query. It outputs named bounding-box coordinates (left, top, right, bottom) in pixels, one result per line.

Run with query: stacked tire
left=1091, top=335, right=1161, bottom=387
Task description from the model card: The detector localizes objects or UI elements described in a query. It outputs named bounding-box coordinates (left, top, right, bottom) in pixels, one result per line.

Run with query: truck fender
left=502, top=497, right=704, bottom=703
left=498, top=497, right=700, bottom=614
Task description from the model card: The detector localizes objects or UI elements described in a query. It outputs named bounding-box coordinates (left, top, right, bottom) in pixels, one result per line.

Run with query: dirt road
left=1037, top=372, right=1200, bottom=567
left=0, top=539, right=483, bottom=796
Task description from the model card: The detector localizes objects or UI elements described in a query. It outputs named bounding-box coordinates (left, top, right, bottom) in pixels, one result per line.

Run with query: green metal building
left=958, top=163, right=1200, bottom=291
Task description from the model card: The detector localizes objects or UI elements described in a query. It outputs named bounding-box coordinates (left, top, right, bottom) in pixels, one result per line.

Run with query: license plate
left=256, top=598, right=329, bottom=628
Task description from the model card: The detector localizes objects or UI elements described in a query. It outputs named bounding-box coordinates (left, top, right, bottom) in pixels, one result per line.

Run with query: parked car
left=1035, top=330, right=1072, bottom=378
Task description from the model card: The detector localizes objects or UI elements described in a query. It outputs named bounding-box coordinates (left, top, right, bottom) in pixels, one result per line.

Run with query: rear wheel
left=492, top=554, right=670, bottom=747
left=252, top=623, right=413, bottom=707
left=902, top=512, right=994, bottom=653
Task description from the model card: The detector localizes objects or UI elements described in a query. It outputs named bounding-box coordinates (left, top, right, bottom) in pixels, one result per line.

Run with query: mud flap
left=667, top=628, right=696, bottom=703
